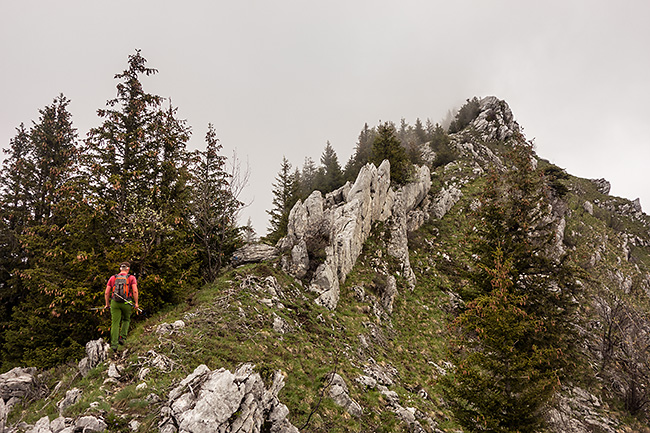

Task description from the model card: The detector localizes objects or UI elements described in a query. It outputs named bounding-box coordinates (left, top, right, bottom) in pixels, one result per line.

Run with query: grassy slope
left=8, top=158, right=650, bottom=433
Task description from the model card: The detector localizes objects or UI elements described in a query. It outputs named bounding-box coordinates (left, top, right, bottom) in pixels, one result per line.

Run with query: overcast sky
left=1, top=0, right=649, bottom=235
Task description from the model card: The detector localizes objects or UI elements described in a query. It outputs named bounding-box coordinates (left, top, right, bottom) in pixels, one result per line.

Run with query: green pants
left=110, top=299, right=133, bottom=350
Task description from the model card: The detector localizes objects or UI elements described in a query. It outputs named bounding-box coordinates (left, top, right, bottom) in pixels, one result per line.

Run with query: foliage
left=0, top=51, right=243, bottom=369
left=443, top=138, right=580, bottom=432
left=448, top=97, right=481, bottom=134
left=314, top=141, right=344, bottom=195
left=265, top=157, right=299, bottom=244
left=190, top=124, right=244, bottom=282
left=372, top=122, right=412, bottom=185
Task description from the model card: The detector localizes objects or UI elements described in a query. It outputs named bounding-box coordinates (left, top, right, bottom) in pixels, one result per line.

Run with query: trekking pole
left=114, top=293, right=143, bottom=313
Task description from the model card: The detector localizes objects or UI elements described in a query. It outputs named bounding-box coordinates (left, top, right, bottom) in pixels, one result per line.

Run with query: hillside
left=2, top=96, right=650, bottom=433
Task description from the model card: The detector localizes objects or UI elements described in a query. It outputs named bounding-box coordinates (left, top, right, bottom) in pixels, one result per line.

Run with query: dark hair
left=120, top=262, right=130, bottom=268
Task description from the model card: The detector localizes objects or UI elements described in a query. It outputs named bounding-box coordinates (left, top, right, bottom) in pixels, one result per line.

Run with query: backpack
left=112, top=273, right=132, bottom=302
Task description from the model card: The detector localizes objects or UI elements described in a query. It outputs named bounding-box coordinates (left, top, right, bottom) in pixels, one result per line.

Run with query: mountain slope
left=3, top=96, right=650, bottom=433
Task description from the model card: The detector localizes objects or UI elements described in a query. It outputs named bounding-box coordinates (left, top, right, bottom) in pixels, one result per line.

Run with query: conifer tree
left=344, top=123, right=375, bottom=181
left=443, top=138, right=579, bottom=432
left=266, top=157, right=298, bottom=244
left=85, top=50, right=199, bottom=308
left=190, top=124, right=243, bottom=282
left=372, top=122, right=411, bottom=185
left=299, top=157, right=318, bottom=199
left=315, top=141, right=344, bottom=194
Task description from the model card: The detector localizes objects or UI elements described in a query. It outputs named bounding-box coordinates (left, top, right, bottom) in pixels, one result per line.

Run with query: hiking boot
left=118, top=336, right=125, bottom=345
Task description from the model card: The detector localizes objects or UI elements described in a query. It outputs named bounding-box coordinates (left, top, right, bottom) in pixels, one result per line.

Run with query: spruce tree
left=344, top=123, right=374, bottom=181
left=443, top=138, right=579, bottom=432
left=315, top=141, right=343, bottom=194
left=266, top=157, right=299, bottom=244
left=85, top=50, right=199, bottom=309
left=190, top=124, right=243, bottom=282
left=372, top=122, right=411, bottom=185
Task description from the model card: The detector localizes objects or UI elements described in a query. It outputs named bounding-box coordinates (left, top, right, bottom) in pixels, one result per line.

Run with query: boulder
left=78, top=339, right=109, bottom=377
left=231, top=243, right=279, bottom=266
left=0, top=367, right=38, bottom=401
left=327, top=373, right=362, bottom=418
left=159, top=363, right=299, bottom=433
left=57, top=387, right=82, bottom=415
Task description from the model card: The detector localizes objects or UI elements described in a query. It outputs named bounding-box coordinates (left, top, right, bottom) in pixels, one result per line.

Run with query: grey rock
left=159, top=363, right=299, bottom=433
left=0, top=367, right=37, bottom=401
left=590, top=178, right=611, bottom=195
left=430, top=185, right=462, bottom=219
left=75, top=415, right=107, bottom=432
left=50, top=417, right=71, bottom=433
left=0, top=397, right=6, bottom=433
left=280, top=160, right=431, bottom=310
left=78, top=339, right=109, bottom=377
left=27, top=416, right=51, bottom=433
left=583, top=201, right=594, bottom=215
left=327, top=373, right=362, bottom=418
left=380, top=275, right=398, bottom=314
left=57, top=387, right=82, bottom=415
left=231, top=243, right=279, bottom=266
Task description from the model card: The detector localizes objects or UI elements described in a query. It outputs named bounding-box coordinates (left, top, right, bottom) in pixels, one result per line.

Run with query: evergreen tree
left=299, top=157, right=318, bottom=199
left=266, top=157, right=299, bottom=244
left=0, top=124, right=32, bottom=363
left=85, top=50, right=199, bottom=309
left=448, top=97, right=481, bottom=133
left=344, top=123, right=375, bottom=181
left=372, top=122, right=411, bottom=185
left=443, top=138, right=579, bottom=432
left=315, top=141, right=344, bottom=194
left=190, top=124, right=243, bottom=282
left=414, top=118, right=427, bottom=145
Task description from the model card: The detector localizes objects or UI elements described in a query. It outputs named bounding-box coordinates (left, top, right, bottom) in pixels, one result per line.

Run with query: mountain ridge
left=2, top=96, right=650, bottom=433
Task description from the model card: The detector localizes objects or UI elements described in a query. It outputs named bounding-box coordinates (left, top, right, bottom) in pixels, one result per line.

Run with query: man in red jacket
left=104, top=262, right=139, bottom=352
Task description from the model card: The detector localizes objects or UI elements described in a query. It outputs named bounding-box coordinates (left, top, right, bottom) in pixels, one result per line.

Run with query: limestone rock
left=590, top=178, right=611, bottom=195
left=327, top=373, right=362, bottom=418
left=280, top=160, right=431, bottom=310
left=469, top=96, right=520, bottom=143
left=0, top=397, right=7, bottom=433
left=231, top=243, right=279, bottom=267
left=75, top=415, right=107, bottom=432
left=159, top=363, right=299, bottom=433
left=57, top=387, right=82, bottom=415
left=78, top=339, right=109, bottom=377
left=0, top=367, right=38, bottom=401
left=430, top=185, right=462, bottom=220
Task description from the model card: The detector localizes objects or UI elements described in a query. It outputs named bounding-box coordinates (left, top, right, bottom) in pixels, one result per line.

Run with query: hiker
left=104, top=262, right=139, bottom=352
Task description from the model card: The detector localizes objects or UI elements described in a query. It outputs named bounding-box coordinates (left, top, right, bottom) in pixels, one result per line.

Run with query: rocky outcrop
left=0, top=367, right=38, bottom=402
left=23, top=415, right=106, bottom=433
left=78, top=339, right=109, bottom=377
left=545, top=387, right=619, bottom=433
left=232, top=243, right=279, bottom=266
left=327, top=373, right=362, bottom=418
left=279, top=160, right=431, bottom=309
left=159, top=363, right=299, bottom=433
left=590, top=178, right=611, bottom=195
left=470, top=96, right=520, bottom=143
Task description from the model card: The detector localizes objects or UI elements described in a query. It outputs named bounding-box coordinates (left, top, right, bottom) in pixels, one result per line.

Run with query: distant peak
left=469, top=96, right=520, bottom=142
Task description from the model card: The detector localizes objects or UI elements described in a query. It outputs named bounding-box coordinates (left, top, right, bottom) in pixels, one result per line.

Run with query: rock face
left=279, top=160, right=431, bottom=309
left=159, top=363, right=299, bottom=433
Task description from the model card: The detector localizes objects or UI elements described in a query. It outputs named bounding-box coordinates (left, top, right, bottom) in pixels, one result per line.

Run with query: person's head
left=119, top=262, right=130, bottom=272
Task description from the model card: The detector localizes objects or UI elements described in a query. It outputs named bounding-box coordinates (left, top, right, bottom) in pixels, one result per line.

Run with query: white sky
left=1, top=0, right=649, bottom=235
